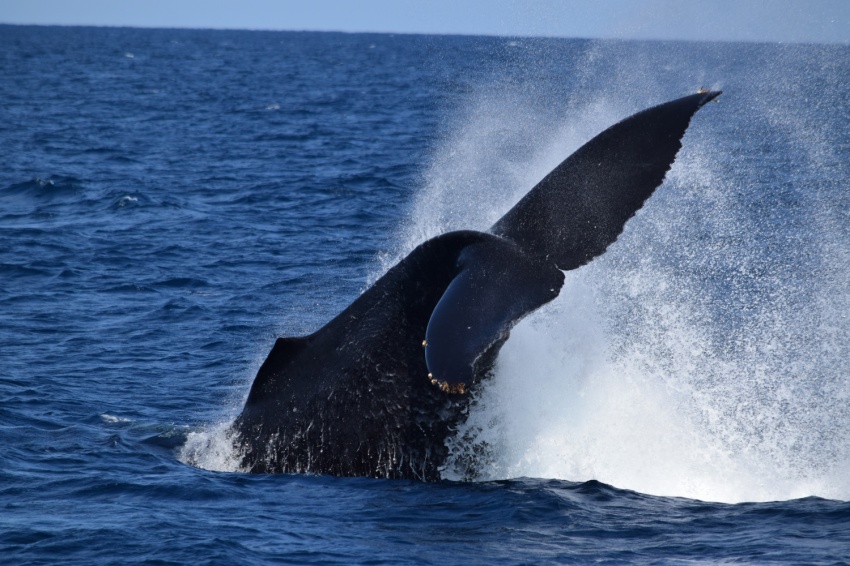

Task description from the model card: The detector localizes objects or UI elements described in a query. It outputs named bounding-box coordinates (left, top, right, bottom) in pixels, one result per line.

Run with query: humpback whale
left=229, top=91, right=722, bottom=480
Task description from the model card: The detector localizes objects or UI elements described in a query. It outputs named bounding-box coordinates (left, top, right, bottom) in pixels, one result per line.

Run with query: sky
left=1, top=0, right=849, bottom=44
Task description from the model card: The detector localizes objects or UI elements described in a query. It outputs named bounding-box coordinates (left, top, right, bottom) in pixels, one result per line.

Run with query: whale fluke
left=225, top=91, right=722, bottom=480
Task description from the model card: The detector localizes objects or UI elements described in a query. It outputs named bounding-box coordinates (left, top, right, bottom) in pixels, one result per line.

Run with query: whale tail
left=491, top=90, right=721, bottom=270
left=423, top=91, right=723, bottom=388
left=234, top=91, right=724, bottom=479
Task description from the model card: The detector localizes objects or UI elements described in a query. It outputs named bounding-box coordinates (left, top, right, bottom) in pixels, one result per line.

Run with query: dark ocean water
left=2, top=25, right=850, bottom=564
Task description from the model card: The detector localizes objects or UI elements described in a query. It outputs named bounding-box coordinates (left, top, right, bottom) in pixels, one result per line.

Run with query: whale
left=228, top=91, right=722, bottom=480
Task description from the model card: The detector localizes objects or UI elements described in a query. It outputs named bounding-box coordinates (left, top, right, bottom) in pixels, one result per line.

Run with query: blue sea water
left=2, top=24, right=850, bottom=564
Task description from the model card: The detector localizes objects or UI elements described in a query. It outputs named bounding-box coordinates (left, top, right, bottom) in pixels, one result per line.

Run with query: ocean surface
left=2, top=24, right=850, bottom=564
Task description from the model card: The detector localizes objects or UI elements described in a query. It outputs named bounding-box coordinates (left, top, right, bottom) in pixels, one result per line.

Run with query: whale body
left=228, top=91, right=722, bottom=480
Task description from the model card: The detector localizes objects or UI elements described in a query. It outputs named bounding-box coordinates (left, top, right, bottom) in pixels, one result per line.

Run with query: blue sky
left=2, top=0, right=849, bottom=43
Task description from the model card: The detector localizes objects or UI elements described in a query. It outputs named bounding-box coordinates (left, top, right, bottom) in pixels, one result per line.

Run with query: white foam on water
left=101, top=413, right=133, bottom=424
left=179, top=420, right=247, bottom=473
left=178, top=351, right=269, bottom=474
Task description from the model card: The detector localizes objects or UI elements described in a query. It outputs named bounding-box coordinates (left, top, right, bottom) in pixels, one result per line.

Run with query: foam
left=179, top=421, right=247, bottom=473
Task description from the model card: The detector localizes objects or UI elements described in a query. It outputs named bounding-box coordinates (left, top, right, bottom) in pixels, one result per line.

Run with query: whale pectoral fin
left=491, top=90, right=721, bottom=270
left=423, top=240, right=564, bottom=390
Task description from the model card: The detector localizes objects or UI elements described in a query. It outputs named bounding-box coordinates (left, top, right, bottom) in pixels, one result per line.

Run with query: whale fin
left=491, top=91, right=721, bottom=270
left=424, top=237, right=564, bottom=389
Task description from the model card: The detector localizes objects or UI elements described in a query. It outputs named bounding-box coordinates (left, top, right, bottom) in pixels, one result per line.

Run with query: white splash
left=179, top=421, right=247, bottom=473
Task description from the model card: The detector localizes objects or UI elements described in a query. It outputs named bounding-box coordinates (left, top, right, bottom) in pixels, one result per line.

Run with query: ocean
left=2, top=24, right=849, bottom=564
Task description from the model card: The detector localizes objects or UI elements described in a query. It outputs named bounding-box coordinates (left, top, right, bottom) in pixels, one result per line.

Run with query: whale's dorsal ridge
left=245, top=335, right=311, bottom=406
